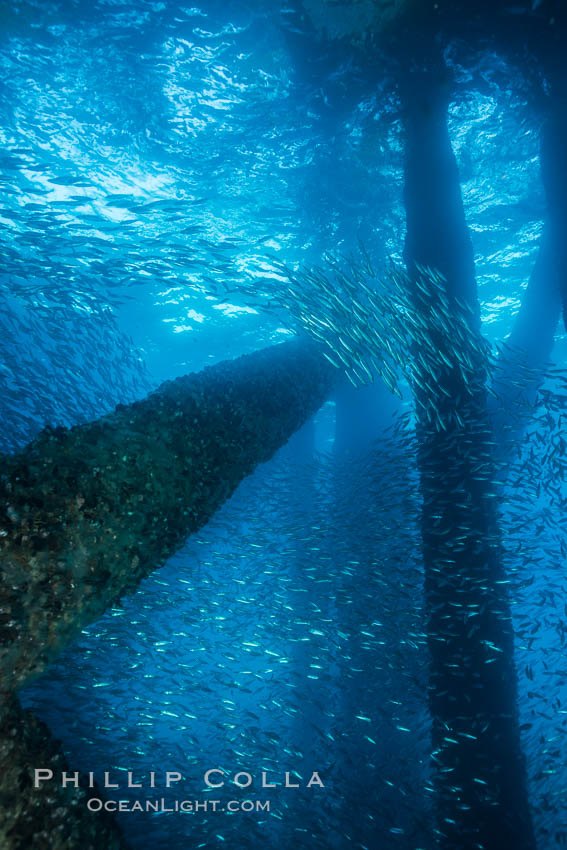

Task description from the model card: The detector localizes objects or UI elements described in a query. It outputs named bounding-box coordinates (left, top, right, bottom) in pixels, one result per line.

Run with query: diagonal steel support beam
left=0, top=338, right=336, bottom=696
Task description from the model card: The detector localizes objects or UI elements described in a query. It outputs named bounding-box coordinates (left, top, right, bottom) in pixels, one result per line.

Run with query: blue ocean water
left=1, top=1, right=566, bottom=848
